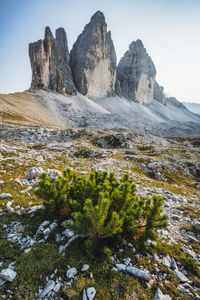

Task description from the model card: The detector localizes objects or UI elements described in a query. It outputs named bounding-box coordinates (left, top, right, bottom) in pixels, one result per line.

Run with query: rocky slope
left=0, top=90, right=200, bottom=137
left=29, top=27, right=76, bottom=95
left=70, top=11, right=117, bottom=99
left=0, top=127, right=199, bottom=299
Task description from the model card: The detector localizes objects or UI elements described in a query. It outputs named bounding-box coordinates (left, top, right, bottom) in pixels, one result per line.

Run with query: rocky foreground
left=0, top=125, right=199, bottom=299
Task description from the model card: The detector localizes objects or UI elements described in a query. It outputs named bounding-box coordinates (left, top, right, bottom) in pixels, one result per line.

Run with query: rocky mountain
left=70, top=11, right=117, bottom=99
left=29, top=26, right=76, bottom=95
left=117, top=40, right=156, bottom=104
left=154, top=81, right=166, bottom=105
left=28, top=10, right=188, bottom=112
left=1, top=11, right=200, bottom=300
left=1, top=10, right=199, bottom=137
left=182, top=102, right=200, bottom=115
left=1, top=90, right=200, bottom=137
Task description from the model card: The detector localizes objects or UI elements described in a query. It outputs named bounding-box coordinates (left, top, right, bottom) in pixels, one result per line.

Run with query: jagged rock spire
left=70, top=11, right=117, bottom=99
left=29, top=26, right=76, bottom=95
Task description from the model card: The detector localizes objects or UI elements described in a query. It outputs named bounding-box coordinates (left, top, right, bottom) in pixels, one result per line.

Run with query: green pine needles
left=36, top=169, right=168, bottom=247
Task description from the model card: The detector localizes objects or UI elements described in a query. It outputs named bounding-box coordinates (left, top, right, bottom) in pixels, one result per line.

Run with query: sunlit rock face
left=29, top=27, right=76, bottom=95
left=70, top=11, right=117, bottom=99
left=117, top=40, right=156, bottom=104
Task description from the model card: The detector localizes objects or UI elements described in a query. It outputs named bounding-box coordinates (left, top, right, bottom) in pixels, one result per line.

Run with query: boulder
left=82, top=264, right=89, bottom=272
left=161, top=255, right=172, bottom=269
left=117, top=39, right=156, bottom=104
left=70, top=11, right=117, bottom=99
left=26, top=167, right=43, bottom=180
left=126, top=266, right=151, bottom=281
left=154, top=288, right=172, bottom=300
left=66, top=267, right=77, bottom=279
left=42, top=280, right=55, bottom=297
left=6, top=201, right=15, bottom=213
left=29, top=26, right=76, bottom=95
left=174, top=269, right=189, bottom=283
left=0, top=268, right=17, bottom=282
left=87, top=287, right=96, bottom=300
left=62, top=228, right=75, bottom=238
left=0, top=193, right=13, bottom=199
left=115, top=264, right=126, bottom=271
left=148, top=161, right=161, bottom=171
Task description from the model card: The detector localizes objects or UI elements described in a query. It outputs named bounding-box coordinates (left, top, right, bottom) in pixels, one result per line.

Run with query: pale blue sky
left=0, top=0, right=200, bottom=103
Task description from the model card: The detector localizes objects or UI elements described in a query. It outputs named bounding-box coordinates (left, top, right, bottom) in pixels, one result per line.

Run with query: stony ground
left=0, top=125, right=199, bottom=299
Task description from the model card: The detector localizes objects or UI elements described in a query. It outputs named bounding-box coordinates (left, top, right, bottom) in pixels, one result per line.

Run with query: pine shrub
left=36, top=169, right=168, bottom=248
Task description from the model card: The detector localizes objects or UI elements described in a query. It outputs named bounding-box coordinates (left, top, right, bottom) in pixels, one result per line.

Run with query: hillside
left=183, top=103, right=200, bottom=115
left=0, top=90, right=200, bottom=137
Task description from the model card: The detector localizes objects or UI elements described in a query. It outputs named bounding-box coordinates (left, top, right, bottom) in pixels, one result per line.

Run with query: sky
left=0, top=0, right=200, bottom=103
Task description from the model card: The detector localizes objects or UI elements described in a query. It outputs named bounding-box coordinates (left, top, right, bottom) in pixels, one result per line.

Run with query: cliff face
left=117, top=40, right=156, bottom=104
left=28, top=12, right=171, bottom=107
left=29, top=27, right=76, bottom=95
left=70, top=11, right=117, bottom=99
left=154, top=81, right=166, bottom=105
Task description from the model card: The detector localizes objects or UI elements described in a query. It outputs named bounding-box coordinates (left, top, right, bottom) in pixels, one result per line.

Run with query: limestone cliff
left=154, top=81, right=166, bottom=105
left=29, top=27, right=76, bottom=95
left=117, top=40, right=156, bottom=104
left=70, top=11, right=117, bottom=99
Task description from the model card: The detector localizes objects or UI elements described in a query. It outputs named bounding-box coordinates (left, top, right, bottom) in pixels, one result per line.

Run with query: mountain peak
left=91, top=10, right=105, bottom=22
left=44, top=26, right=53, bottom=39
left=70, top=10, right=116, bottom=99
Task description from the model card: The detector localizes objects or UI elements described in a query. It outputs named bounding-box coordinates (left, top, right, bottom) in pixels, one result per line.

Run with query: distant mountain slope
left=183, top=102, right=200, bottom=115
left=0, top=90, right=200, bottom=137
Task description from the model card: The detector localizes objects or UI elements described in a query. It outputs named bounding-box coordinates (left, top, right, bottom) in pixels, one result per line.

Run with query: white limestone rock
left=162, top=256, right=172, bottom=269
left=174, top=269, right=189, bottom=283
left=70, top=11, right=117, bottom=99
left=66, top=267, right=77, bottom=279
left=117, top=39, right=156, bottom=104
left=115, top=264, right=126, bottom=271
left=87, top=287, right=96, bottom=300
left=126, top=266, right=151, bottom=281
left=42, top=280, right=55, bottom=296
left=82, top=264, right=89, bottom=272
left=0, top=193, right=13, bottom=199
left=26, top=167, right=43, bottom=180
left=154, top=288, right=172, bottom=300
left=62, top=228, right=75, bottom=238
left=6, top=201, right=15, bottom=213
left=53, top=282, right=61, bottom=292
left=83, top=289, right=87, bottom=300
left=0, top=268, right=17, bottom=282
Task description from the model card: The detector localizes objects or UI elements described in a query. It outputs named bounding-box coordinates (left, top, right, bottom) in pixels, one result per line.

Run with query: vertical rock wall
left=117, top=40, right=156, bottom=104
left=70, top=11, right=117, bottom=99
left=29, top=27, right=76, bottom=95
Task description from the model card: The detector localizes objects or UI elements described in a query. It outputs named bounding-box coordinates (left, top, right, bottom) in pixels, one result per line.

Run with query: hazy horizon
left=0, top=0, right=200, bottom=103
